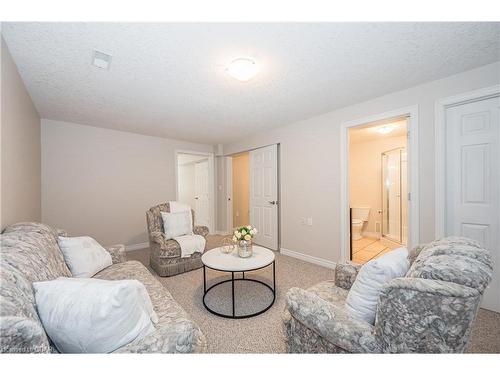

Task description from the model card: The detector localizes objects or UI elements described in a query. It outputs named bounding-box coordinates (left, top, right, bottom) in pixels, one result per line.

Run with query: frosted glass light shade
left=226, top=58, right=258, bottom=81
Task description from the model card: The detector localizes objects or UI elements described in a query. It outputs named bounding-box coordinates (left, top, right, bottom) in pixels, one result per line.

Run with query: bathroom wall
left=349, top=134, right=407, bottom=237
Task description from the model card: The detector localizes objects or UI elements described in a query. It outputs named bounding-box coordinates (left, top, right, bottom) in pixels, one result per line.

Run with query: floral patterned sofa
left=0, top=222, right=207, bottom=353
left=146, top=202, right=209, bottom=277
left=283, top=237, right=493, bottom=353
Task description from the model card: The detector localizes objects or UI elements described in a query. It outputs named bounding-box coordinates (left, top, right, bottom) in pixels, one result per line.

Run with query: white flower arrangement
left=233, top=225, right=258, bottom=242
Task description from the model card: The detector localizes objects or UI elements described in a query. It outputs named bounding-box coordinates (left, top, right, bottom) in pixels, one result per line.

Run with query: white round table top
left=201, top=245, right=275, bottom=272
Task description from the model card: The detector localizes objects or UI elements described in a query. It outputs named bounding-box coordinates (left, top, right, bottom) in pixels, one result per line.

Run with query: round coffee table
left=201, top=245, right=276, bottom=319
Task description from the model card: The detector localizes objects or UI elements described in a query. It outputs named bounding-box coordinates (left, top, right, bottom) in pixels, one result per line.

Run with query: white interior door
left=445, top=96, right=500, bottom=312
left=250, top=144, right=278, bottom=250
left=195, top=160, right=210, bottom=229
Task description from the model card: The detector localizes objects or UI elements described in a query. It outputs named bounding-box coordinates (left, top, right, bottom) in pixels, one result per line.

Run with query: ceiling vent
left=92, top=50, right=112, bottom=70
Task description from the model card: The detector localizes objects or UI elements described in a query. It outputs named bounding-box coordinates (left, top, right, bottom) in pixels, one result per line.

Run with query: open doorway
left=348, top=119, right=408, bottom=264
left=226, top=144, right=280, bottom=251
left=340, top=106, right=420, bottom=263
left=176, top=151, right=215, bottom=231
left=231, top=152, right=250, bottom=228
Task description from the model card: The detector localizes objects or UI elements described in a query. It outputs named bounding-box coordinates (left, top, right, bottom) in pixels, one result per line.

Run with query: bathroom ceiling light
left=226, top=58, right=258, bottom=81
left=376, top=125, right=397, bottom=134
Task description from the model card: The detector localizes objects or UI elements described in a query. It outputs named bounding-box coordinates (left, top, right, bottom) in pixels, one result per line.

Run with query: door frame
left=175, top=149, right=215, bottom=232
left=340, top=105, right=420, bottom=262
left=225, top=156, right=233, bottom=234
left=434, top=84, right=500, bottom=238
left=225, top=144, right=281, bottom=248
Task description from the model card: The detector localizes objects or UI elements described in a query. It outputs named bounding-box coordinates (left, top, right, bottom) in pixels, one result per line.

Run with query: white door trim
left=340, top=105, right=420, bottom=263
left=225, top=156, right=233, bottom=233
left=434, top=85, right=500, bottom=238
left=175, top=149, right=215, bottom=233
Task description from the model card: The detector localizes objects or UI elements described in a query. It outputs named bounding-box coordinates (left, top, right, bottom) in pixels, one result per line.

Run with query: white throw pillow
left=33, top=277, right=158, bottom=353
left=345, top=247, right=409, bottom=324
left=161, top=211, right=193, bottom=239
left=58, top=236, right=113, bottom=277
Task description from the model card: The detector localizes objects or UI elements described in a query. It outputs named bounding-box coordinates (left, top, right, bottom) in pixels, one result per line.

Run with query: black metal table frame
left=202, top=261, right=276, bottom=319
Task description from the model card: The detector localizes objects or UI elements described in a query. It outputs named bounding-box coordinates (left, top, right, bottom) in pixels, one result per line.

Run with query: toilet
left=351, top=207, right=370, bottom=240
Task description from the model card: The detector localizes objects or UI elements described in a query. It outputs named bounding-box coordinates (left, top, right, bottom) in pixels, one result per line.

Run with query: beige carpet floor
left=128, top=235, right=500, bottom=353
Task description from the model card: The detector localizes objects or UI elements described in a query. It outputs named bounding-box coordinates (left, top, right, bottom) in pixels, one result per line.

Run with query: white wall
left=1, top=37, right=41, bottom=230
left=221, top=61, right=500, bottom=264
left=42, top=119, right=212, bottom=246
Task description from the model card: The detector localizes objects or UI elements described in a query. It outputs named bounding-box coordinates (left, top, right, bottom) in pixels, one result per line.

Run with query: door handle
left=268, top=200, right=277, bottom=205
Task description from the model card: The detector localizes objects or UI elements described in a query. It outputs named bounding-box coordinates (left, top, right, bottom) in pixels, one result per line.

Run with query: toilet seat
left=352, top=219, right=363, bottom=225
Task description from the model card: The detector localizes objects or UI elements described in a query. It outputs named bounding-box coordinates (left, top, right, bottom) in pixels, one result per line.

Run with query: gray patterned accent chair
left=146, top=202, right=209, bottom=277
left=283, top=237, right=493, bottom=353
left=0, top=222, right=207, bottom=353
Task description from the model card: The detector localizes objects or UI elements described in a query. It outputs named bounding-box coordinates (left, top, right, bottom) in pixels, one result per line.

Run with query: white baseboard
left=280, top=248, right=336, bottom=269
left=125, top=242, right=149, bottom=252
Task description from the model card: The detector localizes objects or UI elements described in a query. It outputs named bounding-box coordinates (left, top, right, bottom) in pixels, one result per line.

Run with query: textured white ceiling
left=2, top=22, right=499, bottom=144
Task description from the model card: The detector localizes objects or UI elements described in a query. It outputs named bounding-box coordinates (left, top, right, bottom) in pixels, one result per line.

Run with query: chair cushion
left=345, top=247, right=409, bottom=324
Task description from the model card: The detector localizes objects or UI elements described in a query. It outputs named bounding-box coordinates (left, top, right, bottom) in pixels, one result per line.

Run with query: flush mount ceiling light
left=375, top=124, right=397, bottom=134
left=226, top=58, right=258, bottom=81
left=92, top=50, right=112, bottom=70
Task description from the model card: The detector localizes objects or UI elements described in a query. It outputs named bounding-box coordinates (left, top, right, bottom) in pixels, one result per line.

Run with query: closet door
left=445, top=96, right=500, bottom=312
left=249, top=145, right=278, bottom=250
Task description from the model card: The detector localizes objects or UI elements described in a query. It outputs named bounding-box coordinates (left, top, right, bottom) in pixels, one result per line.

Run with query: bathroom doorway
left=342, top=108, right=418, bottom=264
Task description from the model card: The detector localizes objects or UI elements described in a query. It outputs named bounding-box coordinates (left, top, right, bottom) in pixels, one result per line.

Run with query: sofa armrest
left=104, top=244, right=127, bottom=264
left=285, top=287, right=379, bottom=353
left=115, top=319, right=207, bottom=353
left=193, top=225, right=209, bottom=237
left=334, top=262, right=362, bottom=290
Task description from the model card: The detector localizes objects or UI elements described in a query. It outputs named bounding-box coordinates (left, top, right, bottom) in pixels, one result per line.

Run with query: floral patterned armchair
left=146, top=202, right=209, bottom=277
left=283, top=237, right=493, bottom=353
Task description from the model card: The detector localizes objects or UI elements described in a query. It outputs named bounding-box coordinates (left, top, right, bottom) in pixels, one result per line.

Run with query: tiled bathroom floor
left=351, top=237, right=400, bottom=264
